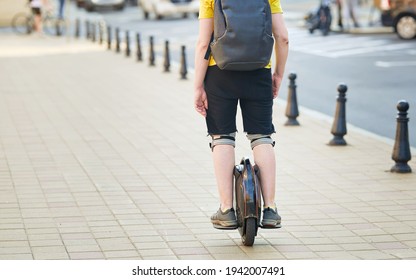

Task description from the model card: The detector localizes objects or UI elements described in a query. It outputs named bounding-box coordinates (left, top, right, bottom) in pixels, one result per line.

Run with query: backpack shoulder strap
left=204, top=33, right=214, bottom=60
left=203, top=0, right=220, bottom=61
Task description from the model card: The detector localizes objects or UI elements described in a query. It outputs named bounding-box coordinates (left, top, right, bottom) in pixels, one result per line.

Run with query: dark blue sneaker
left=261, top=207, right=282, bottom=228
left=211, top=208, right=238, bottom=230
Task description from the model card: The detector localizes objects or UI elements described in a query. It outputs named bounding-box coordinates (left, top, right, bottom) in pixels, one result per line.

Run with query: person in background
left=342, top=0, right=361, bottom=28
left=58, top=0, right=65, bottom=19
left=29, top=0, right=48, bottom=34
left=336, top=0, right=344, bottom=30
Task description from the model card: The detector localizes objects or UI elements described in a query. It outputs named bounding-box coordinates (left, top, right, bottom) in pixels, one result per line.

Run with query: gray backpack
left=207, top=0, right=274, bottom=71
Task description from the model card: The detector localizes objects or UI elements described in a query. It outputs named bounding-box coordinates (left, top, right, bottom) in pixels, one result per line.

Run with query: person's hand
left=272, top=72, right=283, bottom=99
left=194, top=86, right=208, bottom=117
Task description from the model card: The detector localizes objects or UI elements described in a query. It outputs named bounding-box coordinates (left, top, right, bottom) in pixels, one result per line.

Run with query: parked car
left=378, top=0, right=416, bottom=39
left=76, top=0, right=126, bottom=12
left=139, top=0, right=199, bottom=20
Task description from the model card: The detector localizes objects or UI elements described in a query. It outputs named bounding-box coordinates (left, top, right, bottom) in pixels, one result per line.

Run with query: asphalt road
left=282, top=30, right=416, bottom=148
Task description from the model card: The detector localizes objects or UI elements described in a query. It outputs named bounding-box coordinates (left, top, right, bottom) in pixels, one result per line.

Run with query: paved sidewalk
left=0, top=33, right=415, bottom=260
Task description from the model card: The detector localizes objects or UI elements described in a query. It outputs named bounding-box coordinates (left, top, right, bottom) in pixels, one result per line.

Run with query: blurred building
left=0, top=0, right=29, bottom=27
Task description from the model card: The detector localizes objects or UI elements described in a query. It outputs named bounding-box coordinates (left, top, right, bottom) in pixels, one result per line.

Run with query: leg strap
left=210, top=133, right=236, bottom=151
left=246, top=134, right=275, bottom=150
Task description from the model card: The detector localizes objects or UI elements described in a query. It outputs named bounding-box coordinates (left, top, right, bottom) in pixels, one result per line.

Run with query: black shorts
left=31, top=7, right=42, bottom=16
left=204, top=65, right=275, bottom=135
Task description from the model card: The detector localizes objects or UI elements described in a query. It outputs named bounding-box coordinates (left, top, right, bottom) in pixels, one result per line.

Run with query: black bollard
left=107, top=26, right=112, bottom=50
left=149, top=36, right=155, bottom=66
left=285, top=72, right=300, bottom=126
left=391, top=100, right=412, bottom=173
left=163, top=40, right=170, bottom=72
left=75, top=18, right=80, bottom=38
left=26, top=22, right=31, bottom=34
left=91, top=22, right=96, bottom=42
left=98, top=22, right=103, bottom=45
left=115, top=27, right=120, bottom=53
left=179, top=45, right=187, bottom=80
left=329, top=83, right=348, bottom=146
left=136, top=33, right=142, bottom=62
left=55, top=19, right=62, bottom=37
left=125, top=30, right=130, bottom=57
left=85, top=20, right=90, bottom=39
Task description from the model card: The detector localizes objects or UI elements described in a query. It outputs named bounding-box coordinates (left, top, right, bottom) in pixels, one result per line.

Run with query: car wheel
left=85, top=1, right=95, bottom=12
left=395, top=14, right=416, bottom=40
left=114, top=4, right=125, bottom=10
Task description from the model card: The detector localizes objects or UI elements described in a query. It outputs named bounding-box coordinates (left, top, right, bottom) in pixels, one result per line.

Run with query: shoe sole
left=261, top=219, right=282, bottom=229
left=211, top=220, right=238, bottom=230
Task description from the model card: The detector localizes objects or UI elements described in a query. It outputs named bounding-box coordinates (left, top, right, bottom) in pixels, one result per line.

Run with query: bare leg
left=337, top=0, right=343, bottom=28
left=34, top=14, right=42, bottom=33
left=253, top=144, right=276, bottom=207
left=212, top=144, right=235, bottom=211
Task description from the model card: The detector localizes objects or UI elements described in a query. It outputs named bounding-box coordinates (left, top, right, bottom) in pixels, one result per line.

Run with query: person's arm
left=42, top=0, right=52, bottom=11
left=271, top=13, right=289, bottom=99
left=193, top=18, right=213, bottom=117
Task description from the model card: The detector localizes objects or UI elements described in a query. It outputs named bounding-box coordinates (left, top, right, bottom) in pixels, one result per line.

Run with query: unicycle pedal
left=234, top=157, right=262, bottom=246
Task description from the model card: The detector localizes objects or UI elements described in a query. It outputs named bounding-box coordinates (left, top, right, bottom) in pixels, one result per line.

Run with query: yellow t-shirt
left=199, top=0, right=283, bottom=68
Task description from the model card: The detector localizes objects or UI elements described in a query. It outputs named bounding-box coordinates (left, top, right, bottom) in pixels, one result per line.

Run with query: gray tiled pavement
left=0, top=33, right=415, bottom=260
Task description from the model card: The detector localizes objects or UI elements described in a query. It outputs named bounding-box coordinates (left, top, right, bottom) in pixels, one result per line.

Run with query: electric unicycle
left=234, top=157, right=262, bottom=246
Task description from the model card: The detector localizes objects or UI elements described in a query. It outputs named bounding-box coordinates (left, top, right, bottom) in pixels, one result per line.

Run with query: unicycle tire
left=241, top=217, right=257, bottom=246
left=234, top=157, right=262, bottom=246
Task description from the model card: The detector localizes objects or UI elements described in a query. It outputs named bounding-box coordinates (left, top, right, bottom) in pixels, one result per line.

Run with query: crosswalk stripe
left=326, top=42, right=416, bottom=57
left=375, top=60, right=416, bottom=67
left=288, top=27, right=415, bottom=58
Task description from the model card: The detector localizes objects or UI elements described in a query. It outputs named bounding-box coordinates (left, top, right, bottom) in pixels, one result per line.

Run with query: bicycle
left=11, top=7, right=66, bottom=36
left=234, top=157, right=278, bottom=246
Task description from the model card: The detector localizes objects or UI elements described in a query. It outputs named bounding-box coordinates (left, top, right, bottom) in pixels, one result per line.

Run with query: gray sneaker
left=211, top=208, right=238, bottom=230
left=261, top=207, right=282, bottom=228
